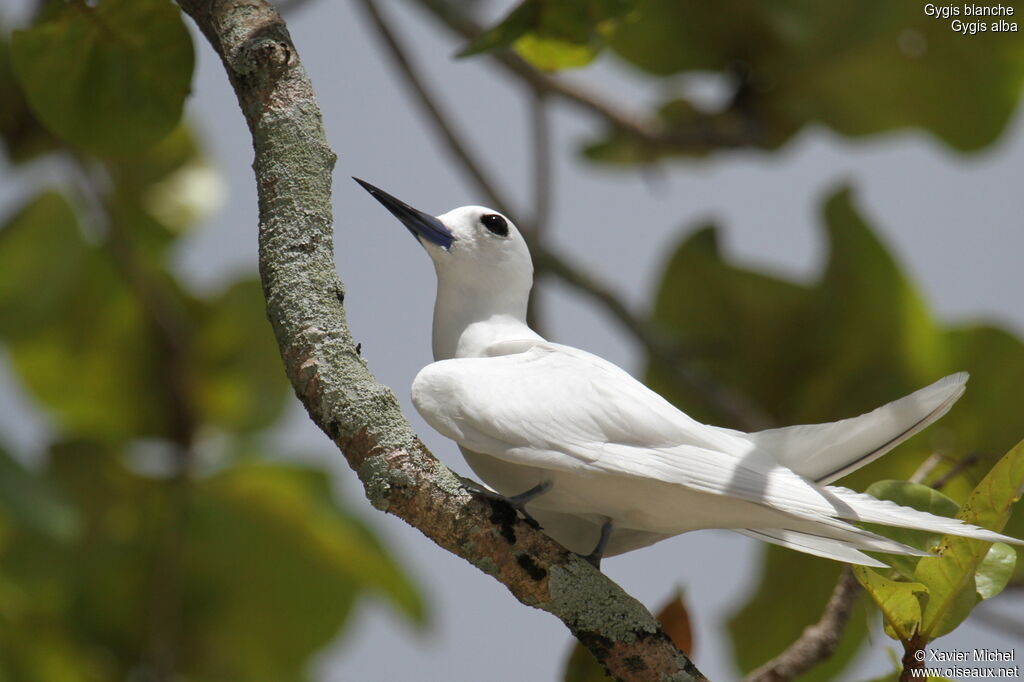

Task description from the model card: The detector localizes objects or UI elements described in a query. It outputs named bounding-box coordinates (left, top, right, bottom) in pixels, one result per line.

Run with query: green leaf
left=0, top=191, right=85, bottom=340
left=0, top=444, right=423, bottom=681
left=11, top=0, right=194, bottom=156
left=0, top=25, right=58, bottom=162
left=915, top=439, right=1024, bottom=638
left=0, top=447, right=79, bottom=542
left=0, top=190, right=276, bottom=441
left=975, top=542, right=1015, bottom=600
left=852, top=566, right=927, bottom=642
left=514, top=32, right=599, bottom=71
left=646, top=223, right=811, bottom=427
left=648, top=187, right=940, bottom=433
left=458, top=1, right=536, bottom=57
left=187, top=462, right=426, bottom=678
left=862, top=480, right=960, bottom=579
left=653, top=186, right=1024, bottom=676
left=193, top=279, right=289, bottom=433
left=728, top=550, right=867, bottom=679
left=564, top=639, right=614, bottom=682
left=593, top=0, right=1024, bottom=160
left=0, top=192, right=181, bottom=441
left=459, top=0, right=638, bottom=71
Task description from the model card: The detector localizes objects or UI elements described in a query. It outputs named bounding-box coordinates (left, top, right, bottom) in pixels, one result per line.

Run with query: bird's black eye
left=480, top=213, right=509, bottom=237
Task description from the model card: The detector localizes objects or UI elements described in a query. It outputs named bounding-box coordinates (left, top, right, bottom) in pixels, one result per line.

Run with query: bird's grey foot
left=473, top=480, right=552, bottom=529
left=582, top=519, right=613, bottom=569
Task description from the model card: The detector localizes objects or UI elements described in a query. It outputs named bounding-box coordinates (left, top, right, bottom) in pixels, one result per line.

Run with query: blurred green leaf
left=851, top=566, right=927, bottom=642
left=0, top=443, right=423, bottom=681
left=458, top=0, right=536, bottom=57
left=10, top=0, right=194, bottom=156
left=108, top=123, right=222, bottom=237
left=0, top=447, right=78, bottom=542
left=589, top=0, right=1024, bottom=162
left=915, top=439, right=1024, bottom=638
left=460, top=0, right=637, bottom=71
left=564, top=640, right=613, bottom=682
left=646, top=223, right=811, bottom=426
left=728, top=549, right=867, bottom=679
left=193, top=279, right=289, bottom=434
left=0, top=190, right=280, bottom=441
left=187, top=461, right=426, bottom=678
left=654, top=187, right=1024, bottom=676
left=0, top=25, right=58, bottom=162
left=0, top=192, right=174, bottom=441
left=0, top=191, right=85, bottom=340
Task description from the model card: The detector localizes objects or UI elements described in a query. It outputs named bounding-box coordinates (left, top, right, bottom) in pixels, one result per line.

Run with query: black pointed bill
left=353, top=177, right=455, bottom=250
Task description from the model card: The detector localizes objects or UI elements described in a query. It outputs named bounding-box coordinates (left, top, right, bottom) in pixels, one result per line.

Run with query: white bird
left=355, top=178, right=1021, bottom=567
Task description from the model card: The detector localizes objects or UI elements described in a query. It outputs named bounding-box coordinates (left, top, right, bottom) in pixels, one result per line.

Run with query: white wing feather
left=413, top=342, right=1019, bottom=553
left=746, top=372, right=969, bottom=483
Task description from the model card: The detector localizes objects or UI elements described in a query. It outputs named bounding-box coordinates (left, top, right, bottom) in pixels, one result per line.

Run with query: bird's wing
left=412, top=341, right=750, bottom=463
left=746, top=372, right=968, bottom=484
left=413, top=344, right=1020, bottom=546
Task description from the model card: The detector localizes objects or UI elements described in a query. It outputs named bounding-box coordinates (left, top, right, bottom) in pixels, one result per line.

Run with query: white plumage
left=356, top=178, right=1021, bottom=566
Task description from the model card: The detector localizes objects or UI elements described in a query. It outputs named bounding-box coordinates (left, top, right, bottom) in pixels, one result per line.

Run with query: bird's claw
left=470, top=480, right=552, bottom=530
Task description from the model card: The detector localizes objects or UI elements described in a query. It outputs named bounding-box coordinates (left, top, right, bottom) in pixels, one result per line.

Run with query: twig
left=70, top=158, right=194, bottom=682
left=909, top=453, right=944, bottom=484
left=530, top=91, right=553, bottom=238
left=175, top=1, right=707, bottom=679
left=742, top=436, right=964, bottom=681
left=360, top=0, right=773, bottom=431
left=743, top=567, right=861, bottom=682
left=357, top=0, right=517, bottom=219
left=526, top=90, right=551, bottom=331
left=535, top=250, right=775, bottom=430
left=414, top=0, right=763, bottom=151
left=928, top=452, right=981, bottom=490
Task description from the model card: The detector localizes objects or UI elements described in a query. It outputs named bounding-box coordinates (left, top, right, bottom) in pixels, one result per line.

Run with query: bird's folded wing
left=412, top=341, right=751, bottom=463
left=412, top=344, right=1020, bottom=545
left=745, top=372, right=969, bottom=484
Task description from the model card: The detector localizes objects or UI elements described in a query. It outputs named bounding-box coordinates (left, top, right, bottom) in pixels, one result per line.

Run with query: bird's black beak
left=354, top=177, right=455, bottom=250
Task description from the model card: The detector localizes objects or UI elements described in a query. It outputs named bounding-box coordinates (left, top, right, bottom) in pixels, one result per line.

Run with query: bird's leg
left=471, top=480, right=552, bottom=529
left=582, top=519, right=613, bottom=569
left=506, top=480, right=553, bottom=508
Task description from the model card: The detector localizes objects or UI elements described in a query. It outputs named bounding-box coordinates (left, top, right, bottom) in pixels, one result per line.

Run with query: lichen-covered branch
left=174, top=1, right=707, bottom=679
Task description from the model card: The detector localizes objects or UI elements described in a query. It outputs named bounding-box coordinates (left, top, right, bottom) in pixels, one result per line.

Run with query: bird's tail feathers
left=827, top=485, right=1023, bottom=545
left=750, top=372, right=969, bottom=484
left=736, top=528, right=891, bottom=567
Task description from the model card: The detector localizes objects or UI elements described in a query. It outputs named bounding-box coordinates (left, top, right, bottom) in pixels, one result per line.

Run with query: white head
left=356, top=178, right=539, bottom=359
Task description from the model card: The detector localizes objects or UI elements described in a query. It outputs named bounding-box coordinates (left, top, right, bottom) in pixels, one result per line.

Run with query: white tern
left=356, top=178, right=1021, bottom=567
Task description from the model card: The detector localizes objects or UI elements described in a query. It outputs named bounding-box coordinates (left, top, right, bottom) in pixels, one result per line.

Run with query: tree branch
left=174, top=1, right=707, bottom=679
left=742, top=567, right=861, bottom=682
left=359, top=0, right=773, bottom=431
left=357, top=0, right=517, bottom=219
left=414, top=0, right=763, bottom=151
left=741, top=451, right=967, bottom=681
left=69, top=158, right=194, bottom=680
left=526, top=89, right=551, bottom=331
